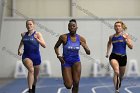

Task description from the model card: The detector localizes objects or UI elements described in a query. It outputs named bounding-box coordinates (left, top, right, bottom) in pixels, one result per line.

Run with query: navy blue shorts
left=61, top=57, right=80, bottom=67
left=22, top=53, right=41, bottom=66
left=61, top=56, right=80, bottom=67
left=61, top=61, right=80, bottom=67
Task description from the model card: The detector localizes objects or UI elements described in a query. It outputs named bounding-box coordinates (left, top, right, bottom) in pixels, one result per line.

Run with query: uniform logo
left=68, top=46, right=80, bottom=50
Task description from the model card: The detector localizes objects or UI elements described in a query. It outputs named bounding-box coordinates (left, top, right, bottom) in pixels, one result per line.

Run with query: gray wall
left=0, top=0, right=4, bottom=39
left=0, top=18, right=139, bottom=78
left=3, top=0, right=140, bottom=17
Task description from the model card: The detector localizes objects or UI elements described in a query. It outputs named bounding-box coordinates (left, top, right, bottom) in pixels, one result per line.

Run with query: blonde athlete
left=106, top=21, right=133, bottom=93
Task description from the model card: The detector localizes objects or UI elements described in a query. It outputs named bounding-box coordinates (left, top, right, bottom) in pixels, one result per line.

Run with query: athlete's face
left=68, top=22, right=78, bottom=35
left=114, top=23, right=123, bottom=33
left=26, top=21, right=35, bottom=31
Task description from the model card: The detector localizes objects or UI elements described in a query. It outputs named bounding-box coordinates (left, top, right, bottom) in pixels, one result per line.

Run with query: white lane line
left=92, top=85, right=113, bottom=93
left=92, top=84, right=130, bottom=93
left=21, top=88, right=28, bottom=93
left=21, top=83, right=99, bottom=93
left=57, top=87, right=66, bottom=93
left=124, top=86, right=140, bottom=93
left=21, top=84, right=63, bottom=93
left=57, top=84, right=101, bottom=93
left=91, top=78, right=114, bottom=93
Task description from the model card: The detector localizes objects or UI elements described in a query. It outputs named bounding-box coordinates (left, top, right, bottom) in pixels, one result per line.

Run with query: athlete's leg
left=32, top=65, right=40, bottom=93
left=23, top=58, right=34, bottom=93
left=119, top=55, right=127, bottom=88
left=110, top=59, right=120, bottom=91
left=62, top=66, right=73, bottom=89
left=72, top=62, right=81, bottom=93
left=119, top=66, right=126, bottom=88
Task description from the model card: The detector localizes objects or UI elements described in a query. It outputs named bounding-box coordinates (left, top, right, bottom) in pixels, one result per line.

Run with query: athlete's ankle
left=115, top=89, right=119, bottom=93
left=28, top=89, right=33, bottom=93
left=32, top=85, right=36, bottom=93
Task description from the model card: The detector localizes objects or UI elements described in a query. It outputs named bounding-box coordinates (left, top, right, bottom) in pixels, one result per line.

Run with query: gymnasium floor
left=0, top=77, right=140, bottom=93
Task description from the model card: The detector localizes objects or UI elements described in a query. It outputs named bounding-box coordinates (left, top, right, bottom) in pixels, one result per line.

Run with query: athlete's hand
left=18, top=49, right=22, bottom=56
left=105, top=52, right=109, bottom=58
left=57, top=56, right=65, bottom=64
left=34, top=34, right=39, bottom=41
left=122, top=33, right=129, bottom=40
left=106, top=54, right=109, bottom=58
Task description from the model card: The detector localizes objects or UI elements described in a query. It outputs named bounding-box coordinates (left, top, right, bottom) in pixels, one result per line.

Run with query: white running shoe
left=115, top=90, right=119, bottom=93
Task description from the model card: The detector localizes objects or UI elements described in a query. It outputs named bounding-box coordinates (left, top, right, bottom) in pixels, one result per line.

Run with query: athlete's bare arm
left=34, top=32, right=46, bottom=48
left=106, top=35, right=113, bottom=58
left=122, top=33, right=133, bottom=49
left=54, top=34, right=66, bottom=64
left=18, top=32, right=25, bottom=56
left=80, top=35, right=90, bottom=55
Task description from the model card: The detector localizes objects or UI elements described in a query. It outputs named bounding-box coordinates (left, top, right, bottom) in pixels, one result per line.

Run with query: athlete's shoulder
left=61, top=33, right=67, bottom=37
left=108, top=34, right=114, bottom=42
left=109, top=34, right=114, bottom=39
left=35, top=31, right=41, bottom=34
left=78, top=35, right=86, bottom=42
left=78, top=34, right=83, bottom=38
left=35, top=31, right=42, bottom=36
left=77, top=34, right=84, bottom=39
left=59, top=33, right=67, bottom=39
left=21, top=32, right=26, bottom=37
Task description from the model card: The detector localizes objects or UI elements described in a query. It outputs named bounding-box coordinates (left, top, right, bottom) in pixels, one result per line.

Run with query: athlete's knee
left=28, top=67, right=34, bottom=74
left=64, top=82, right=72, bottom=89
left=114, top=70, right=119, bottom=76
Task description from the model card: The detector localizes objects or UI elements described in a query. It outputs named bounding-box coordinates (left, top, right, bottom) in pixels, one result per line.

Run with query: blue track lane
left=0, top=77, right=140, bottom=93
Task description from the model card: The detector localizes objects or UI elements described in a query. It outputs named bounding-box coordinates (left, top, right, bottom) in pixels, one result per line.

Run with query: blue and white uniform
left=63, top=33, right=80, bottom=67
left=22, top=31, right=41, bottom=66
left=109, top=35, right=127, bottom=66
left=112, top=35, right=126, bottom=55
